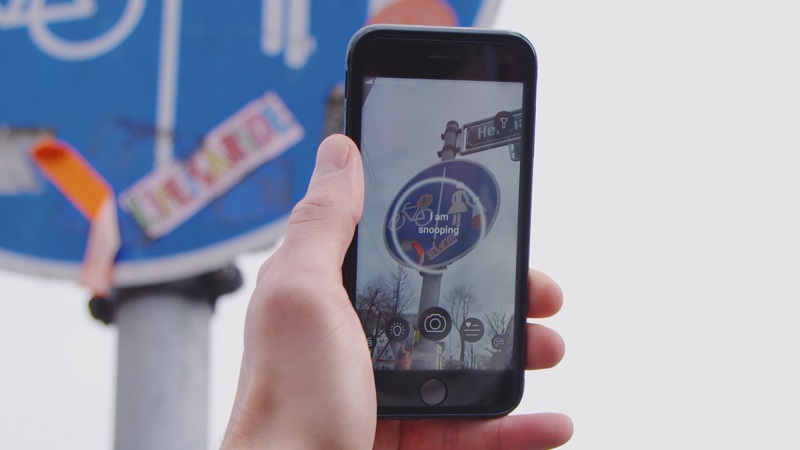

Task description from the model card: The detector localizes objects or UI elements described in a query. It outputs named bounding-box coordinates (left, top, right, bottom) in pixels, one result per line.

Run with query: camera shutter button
left=418, top=306, right=452, bottom=341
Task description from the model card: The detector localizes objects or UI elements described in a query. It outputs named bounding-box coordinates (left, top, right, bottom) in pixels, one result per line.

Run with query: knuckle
left=289, top=186, right=341, bottom=227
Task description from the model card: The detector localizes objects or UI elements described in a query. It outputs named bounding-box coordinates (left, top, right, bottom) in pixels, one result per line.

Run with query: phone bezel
left=343, top=25, right=537, bottom=418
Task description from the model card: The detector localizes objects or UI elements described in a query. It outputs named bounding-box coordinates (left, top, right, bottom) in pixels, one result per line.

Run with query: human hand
left=222, top=134, right=572, bottom=449
left=372, top=269, right=573, bottom=450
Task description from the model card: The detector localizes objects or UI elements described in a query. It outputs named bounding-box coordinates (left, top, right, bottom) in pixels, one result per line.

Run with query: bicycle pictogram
left=388, top=201, right=434, bottom=231
left=0, top=0, right=146, bottom=61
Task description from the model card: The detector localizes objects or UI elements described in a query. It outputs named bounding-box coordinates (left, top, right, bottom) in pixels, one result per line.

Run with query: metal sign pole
left=115, top=290, right=210, bottom=450
left=91, top=266, right=241, bottom=450
left=413, top=271, right=444, bottom=369
left=412, top=122, right=460, bottom=369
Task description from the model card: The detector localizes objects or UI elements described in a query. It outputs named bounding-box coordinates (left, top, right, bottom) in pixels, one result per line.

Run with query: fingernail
left=313, top=135, right=350, bottom=177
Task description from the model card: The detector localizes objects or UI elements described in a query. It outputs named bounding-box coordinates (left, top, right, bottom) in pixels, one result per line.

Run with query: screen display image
left=355, top=77, right=524, bottom=374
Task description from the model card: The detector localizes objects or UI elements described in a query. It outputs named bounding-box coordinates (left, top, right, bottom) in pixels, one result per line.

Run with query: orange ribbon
left=31, top=139, right=120, bottom=296
left=32, top=139, right=112, bottom=220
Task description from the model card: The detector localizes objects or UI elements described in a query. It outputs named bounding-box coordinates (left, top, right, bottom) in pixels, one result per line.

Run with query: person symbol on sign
left=448, top=189, right=486, bottom=231
left=448, top=189, right=468, bottom=227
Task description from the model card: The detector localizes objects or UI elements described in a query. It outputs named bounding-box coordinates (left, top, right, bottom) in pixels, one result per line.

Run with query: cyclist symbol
left=0, top=0, right=147, bottom=61
left=388, top=194, right=434, bottom=231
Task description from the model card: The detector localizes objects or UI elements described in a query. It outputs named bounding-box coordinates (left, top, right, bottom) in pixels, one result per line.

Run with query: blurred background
left=2, top=0, right=799, bottom=448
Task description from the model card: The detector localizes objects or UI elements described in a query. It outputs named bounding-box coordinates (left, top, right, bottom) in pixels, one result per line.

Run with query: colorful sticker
left=119, top=91, right=304, bottom=239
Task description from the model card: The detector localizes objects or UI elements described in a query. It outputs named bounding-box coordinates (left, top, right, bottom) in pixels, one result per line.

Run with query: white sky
left=2, top=1, right=800, bottom=449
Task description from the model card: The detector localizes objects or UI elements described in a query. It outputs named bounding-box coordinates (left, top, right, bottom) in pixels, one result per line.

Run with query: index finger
left=528, top=269, right=563, bottom=318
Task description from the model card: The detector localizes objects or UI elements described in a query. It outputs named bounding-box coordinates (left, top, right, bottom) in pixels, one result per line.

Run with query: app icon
left=385, top=317, right=410, bottom=342
left=460, top=318, right=485, bottom=343
left=418, top=307, right=452, bottom=341
left=491, top=335, right=506, bottom=350
left=493, top=110, right=515, bottom=135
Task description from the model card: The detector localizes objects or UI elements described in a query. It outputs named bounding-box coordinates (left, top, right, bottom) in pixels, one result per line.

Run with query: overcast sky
left=2, top=1, right=800, bottom=449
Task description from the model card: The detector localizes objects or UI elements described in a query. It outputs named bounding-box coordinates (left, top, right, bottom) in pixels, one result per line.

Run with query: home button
left=419, top=378, right=447, bottom=406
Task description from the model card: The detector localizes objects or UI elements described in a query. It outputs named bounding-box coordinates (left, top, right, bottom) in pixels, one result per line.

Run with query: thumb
left=280, top=134, right=363, bottom=270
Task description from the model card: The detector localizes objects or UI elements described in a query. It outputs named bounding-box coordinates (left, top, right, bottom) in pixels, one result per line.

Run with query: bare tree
left=356, top=265, right=414, bottom=346
left=356, top=275, right=391, bottom=340
left=388, top=265, right=414, bottom=318
left=445, top=284, right=477, bottom=363
left=484, top=311, right=508, bottom=338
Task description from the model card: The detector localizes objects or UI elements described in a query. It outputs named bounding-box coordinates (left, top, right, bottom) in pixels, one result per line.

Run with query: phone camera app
left=418, top=307, right=452, bottom=341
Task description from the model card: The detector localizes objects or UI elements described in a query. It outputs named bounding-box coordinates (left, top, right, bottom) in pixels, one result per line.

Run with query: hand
left=373, top=269, right=572, bottom=450
left=222, top=135, right=572, bottom=449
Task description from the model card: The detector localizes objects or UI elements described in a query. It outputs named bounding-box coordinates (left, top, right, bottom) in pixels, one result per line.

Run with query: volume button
left=344, top=71, right=349, bottom=99
left=342, top=98, right=347, bottom=133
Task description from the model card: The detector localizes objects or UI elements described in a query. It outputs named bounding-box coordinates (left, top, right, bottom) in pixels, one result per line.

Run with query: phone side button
left=419, top=378, right=447, bottom=406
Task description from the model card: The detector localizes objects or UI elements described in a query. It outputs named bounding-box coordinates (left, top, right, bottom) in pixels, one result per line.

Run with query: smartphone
left=343, top=25, right=537, bottom=418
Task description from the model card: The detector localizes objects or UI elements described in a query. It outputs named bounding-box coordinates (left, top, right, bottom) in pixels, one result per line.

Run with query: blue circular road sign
left=385, top=159, right=499, bottom=271
left=0, top=0, right=497, bottom=286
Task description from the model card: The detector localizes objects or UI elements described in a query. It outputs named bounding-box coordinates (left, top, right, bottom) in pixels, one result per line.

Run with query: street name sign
left=461, top=108, right=523, bottom=155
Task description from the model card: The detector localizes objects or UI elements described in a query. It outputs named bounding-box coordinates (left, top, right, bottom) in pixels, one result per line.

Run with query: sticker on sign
left=119, top=91, right=304, bottom=239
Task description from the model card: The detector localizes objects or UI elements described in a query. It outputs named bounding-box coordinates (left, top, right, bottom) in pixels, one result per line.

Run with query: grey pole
left=90, top=266, right=241, bottom=450
left=411, top=270, right=443, bottom=369
left=115, top=289, right=210, bottom=450
left=411, top=121, right=462, bottom=369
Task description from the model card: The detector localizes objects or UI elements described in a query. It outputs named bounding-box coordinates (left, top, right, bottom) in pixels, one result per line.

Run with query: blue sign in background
left=385, top=159, right=499, bottom=270
left=0, top=0, right=493, bottom=285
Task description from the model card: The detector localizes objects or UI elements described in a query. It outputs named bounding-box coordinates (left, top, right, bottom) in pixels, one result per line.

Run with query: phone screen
left=355, top=76, right=525, bottom=373
left=344, top=26, right=535, bottom=415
